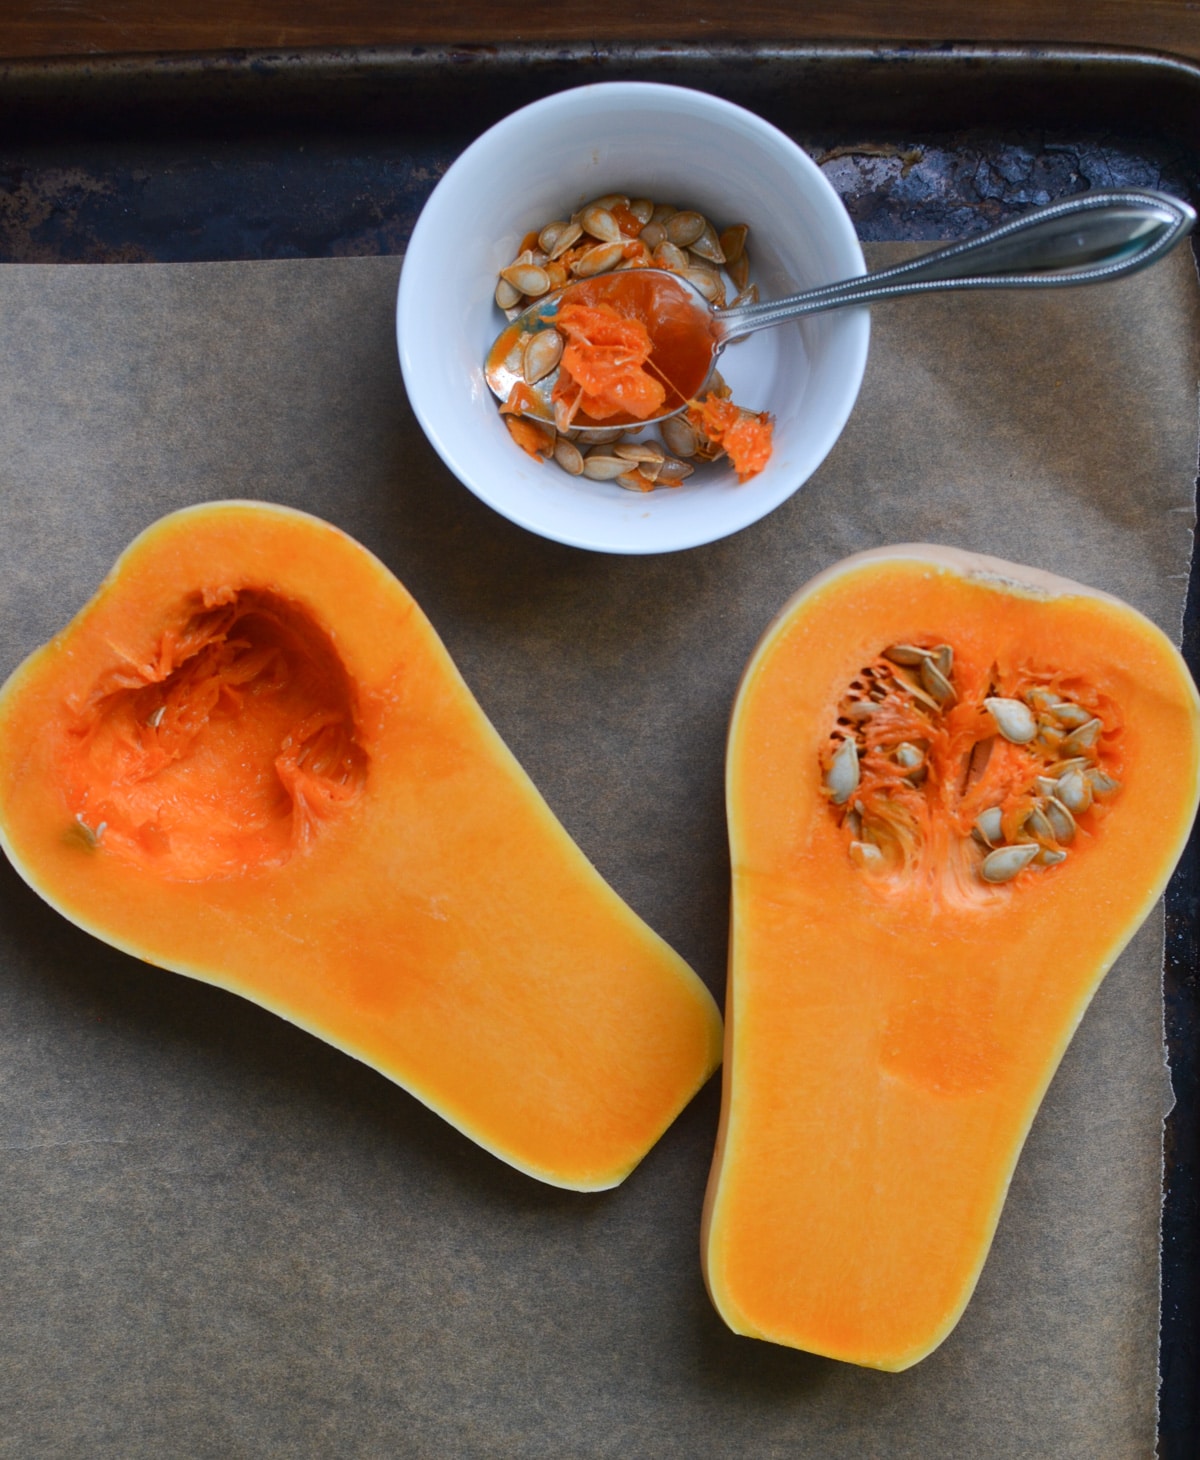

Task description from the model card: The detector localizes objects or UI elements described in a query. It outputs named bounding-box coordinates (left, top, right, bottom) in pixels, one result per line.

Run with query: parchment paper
left=0, top=242, right=1196, bottom=1459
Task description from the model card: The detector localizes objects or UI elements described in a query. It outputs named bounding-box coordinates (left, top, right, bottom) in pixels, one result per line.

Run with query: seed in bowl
left=492, top=194, right=773, bottom=487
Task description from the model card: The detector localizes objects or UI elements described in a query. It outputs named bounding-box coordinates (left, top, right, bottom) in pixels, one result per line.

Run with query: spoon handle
left=714, top=188, right=1197, bottom=342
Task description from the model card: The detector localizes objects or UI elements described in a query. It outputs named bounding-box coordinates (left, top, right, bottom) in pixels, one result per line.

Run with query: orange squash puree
left=58, top=589, right=366, bottom=880
left=504, top=412, right=554, bottom=459
left=551, top=269, right=717, bottom=428
left=608, top=202, right=644, bottom=237
left=687, top=394, right=774, bottom=482
left=552, top=300, right=665, bottom=424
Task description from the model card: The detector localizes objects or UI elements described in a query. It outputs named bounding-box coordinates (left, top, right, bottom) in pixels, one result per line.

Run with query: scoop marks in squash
left=0, top=501, right=722, bottom=1191
left=701, top=544, right=1200, bottom=1369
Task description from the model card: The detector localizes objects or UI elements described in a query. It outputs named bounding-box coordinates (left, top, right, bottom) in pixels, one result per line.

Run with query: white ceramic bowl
left=397, top=82, right=868, bottom=554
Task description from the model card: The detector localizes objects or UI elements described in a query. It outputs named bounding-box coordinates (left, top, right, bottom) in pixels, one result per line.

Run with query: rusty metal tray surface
left=0, top=41, right=1196, bottom=1455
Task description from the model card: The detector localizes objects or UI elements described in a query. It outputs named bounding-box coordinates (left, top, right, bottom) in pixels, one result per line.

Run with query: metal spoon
left=485, top=188, right=1196, bottom=431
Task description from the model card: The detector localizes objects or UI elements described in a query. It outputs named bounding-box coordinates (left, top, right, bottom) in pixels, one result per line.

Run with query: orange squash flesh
left=0, top=501, right=722, bottom=1191
left=701, top=543, right=1200, bottom=1370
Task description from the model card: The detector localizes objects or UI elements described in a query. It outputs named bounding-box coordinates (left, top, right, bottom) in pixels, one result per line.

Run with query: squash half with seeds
left=702, top=543, right=1200, bottom=1369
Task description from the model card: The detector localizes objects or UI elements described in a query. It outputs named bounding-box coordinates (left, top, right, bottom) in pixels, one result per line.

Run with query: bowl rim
left=397, top=79, right=870, bottom=554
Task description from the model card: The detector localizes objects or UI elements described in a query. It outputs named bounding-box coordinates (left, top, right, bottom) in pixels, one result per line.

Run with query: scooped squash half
left=702, top=543, right=1200, bottom=1369
left=0, top=501, right=722, bottom=1190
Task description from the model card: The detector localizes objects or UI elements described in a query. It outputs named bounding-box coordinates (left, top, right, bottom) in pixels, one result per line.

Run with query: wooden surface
left=0, top=1, right=1198, bottom=66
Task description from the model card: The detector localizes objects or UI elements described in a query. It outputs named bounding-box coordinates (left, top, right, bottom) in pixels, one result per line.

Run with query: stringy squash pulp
left=0, top=501, right=722, bottom=1190
left=701, top=544, right=1200, bottom=1370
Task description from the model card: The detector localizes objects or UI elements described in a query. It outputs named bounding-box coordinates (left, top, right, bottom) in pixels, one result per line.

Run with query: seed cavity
left=824, top=646, right=1120, bottom=893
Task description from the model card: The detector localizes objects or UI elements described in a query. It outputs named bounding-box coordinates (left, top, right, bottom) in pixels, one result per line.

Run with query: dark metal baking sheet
left=0, top=41, right=1195, bottom=1455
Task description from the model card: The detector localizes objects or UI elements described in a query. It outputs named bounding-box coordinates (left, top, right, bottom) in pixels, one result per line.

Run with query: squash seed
left=981, top=842, right=1040, bottom=883
left=920, top=655, right=956, bottom=706
left=651, top=241, right=690, bottom=274
left=580, top=192, right=629, bottom=214
left=580, top=451, right=629, bottom=481
left=1085, top=766, right=1122, bottom=797
left=660, top=415, right=700, bottom=458
left=546, top=219, right=584, bottom=260
left=580, top=204, right=623, bottom=243
left=654, top=457, right=694, bottom=485
left=522, top=329, right=564, bottom=385
left=73, top=813, right=108, bottom=848
left=571, top=241, right=626, bottom=278
left=684, top=265, right=725, bottom=304
left=1054, top=767, right=1093, bottom=814
left=825, top=737, right=860, bottom=805
left=984, top=696, right=1037, bottom=744
left=1047, top=756, right=1091, bottom=777
left=888, top=667, right=942, bottom=713
left=719, top=222, right=749, bottom=264
left=972, top=806, right=1004, bottom=848
left=1043, top=796, right=1077, bottom=844
left=1036, top=723, right=1065, bottom=753
left=495, top=276, right=522, bottom=310
left=537, top=220, right=570, bottom=254
left=1059, top=717, right=1103, bottom=756
left=882, top=643, right=931, bottom=667
left=1049, top=701, right=1092, bottom=729
left=894, top=742, right=925, bottom=770
left=500, top=261, right=551, bottom=297
left=1023, top=804, right=1057, bottom=843
left=728, top=253, right=751, bottom=295
left=665, top=210, right=706, bottom=248
left=639, top=221, right=667, bottom=251
left=616, top=468, right=656, bottom=493
left=1025, top=687, right=1060, bottom=712
left=614, top=440, right=665, bottom=465
left=689, top=220, right=726, bottom=265
left=552, top=437, right=585, bottom=475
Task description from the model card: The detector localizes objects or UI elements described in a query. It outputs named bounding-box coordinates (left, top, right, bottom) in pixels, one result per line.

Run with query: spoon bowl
left=485, top=268, right=719, bottom=434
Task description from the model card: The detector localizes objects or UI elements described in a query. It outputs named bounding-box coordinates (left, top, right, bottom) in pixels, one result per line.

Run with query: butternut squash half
left=0, top=501, right=721, bottom=1190
left=702, top=543, right=1200, bottom=1369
